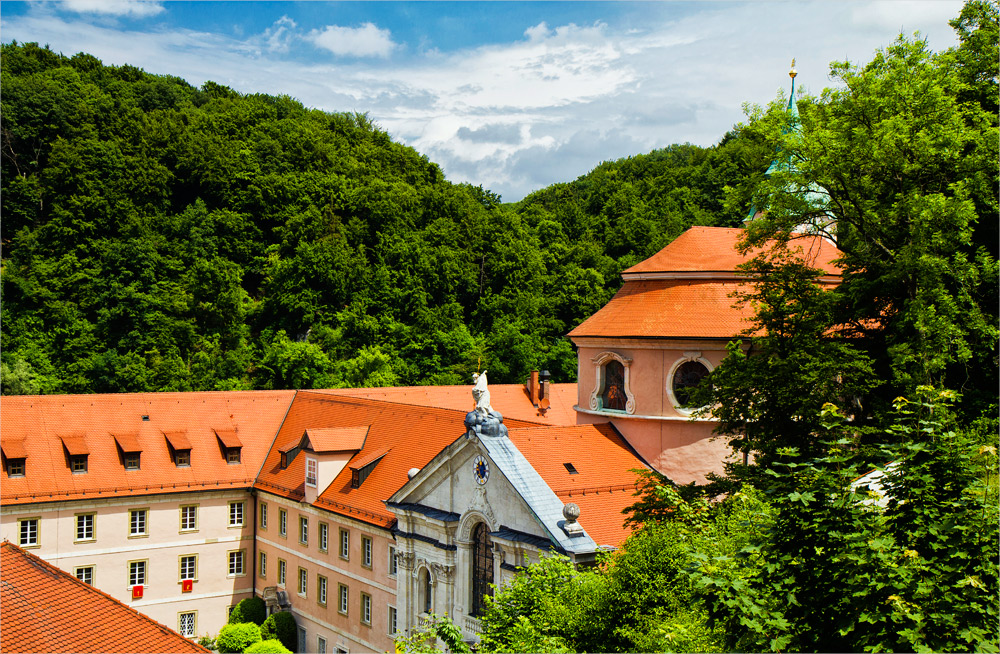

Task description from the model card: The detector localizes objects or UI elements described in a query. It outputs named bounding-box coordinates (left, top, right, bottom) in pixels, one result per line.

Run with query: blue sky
left=2, top=1, right=963, bottom=201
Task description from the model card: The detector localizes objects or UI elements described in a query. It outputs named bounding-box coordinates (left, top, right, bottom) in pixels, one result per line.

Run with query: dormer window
left=165, top=431, right=192, bottom=468
left=60, top=434, right=90, bottom=474
left=7, top=458, right=25, bottom=477
left=214, top=429, right=243, bottom=465
left=2, top=440, right=28, bottom=477
left=349, top=448, right=389, bottom=489
left=113, top=433, right=143, bottom=471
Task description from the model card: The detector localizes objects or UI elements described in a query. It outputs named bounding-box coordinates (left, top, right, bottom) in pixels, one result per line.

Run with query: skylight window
left=563, top=463, right=579, bottom=474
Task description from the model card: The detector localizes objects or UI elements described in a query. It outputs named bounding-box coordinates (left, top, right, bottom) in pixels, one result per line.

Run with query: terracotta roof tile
left=113, top=431, right=142, bottom=452
left=214, top=428, right=243, bottom=448
left=313, top=383, right=580, bottom=426
left=164, top=431, right=192, bottom=451
left=305, top=426, right=369, bottom=452
left=507, top=423, right=648, bottom=547
left=623, top=226, right=842, bottom=276
left=256, top=392, right=543, bottom=527
left=569, top=279, right=756, bottom=339
left=0, top=541, right=209, bottom=654
left=1, top=440, right=28, bottom=459
left=59, top=433, right=90, bottom=456
left=1, top=391, right=294, bottom=506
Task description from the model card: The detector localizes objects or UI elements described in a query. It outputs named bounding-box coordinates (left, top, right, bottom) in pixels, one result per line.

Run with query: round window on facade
left=672, top=360, right=710, bottom=408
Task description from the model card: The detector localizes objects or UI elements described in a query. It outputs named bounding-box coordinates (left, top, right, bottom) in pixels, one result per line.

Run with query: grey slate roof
left=477, top=429, right=598, bottom=555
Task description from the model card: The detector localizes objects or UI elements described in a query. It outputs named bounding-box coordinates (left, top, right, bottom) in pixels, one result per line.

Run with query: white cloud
left=308, top=23, right=397, bottom=58
left=1, top=1, right=964, bottom=201
left=60, top=0, right=164, bottom=17
left=262, top=16, right=297, bottom=54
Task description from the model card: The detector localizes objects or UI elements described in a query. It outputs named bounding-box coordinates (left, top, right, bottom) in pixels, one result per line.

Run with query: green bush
left=260, top=612, right=297, bottom=652
left=244, top=639, right=292, bottom=654
left=229, top=596, right=267, bottom=626
left=216, top=623, right=262, bottom=653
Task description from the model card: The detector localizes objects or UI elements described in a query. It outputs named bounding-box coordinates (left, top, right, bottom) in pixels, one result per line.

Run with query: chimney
left=527, top=370, right=540, bottom=406
left=538, top=370, right=551, bottom=410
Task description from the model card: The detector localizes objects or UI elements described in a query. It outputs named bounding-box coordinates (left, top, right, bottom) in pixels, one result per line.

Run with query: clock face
left=473, top=454, right=489, bottom=485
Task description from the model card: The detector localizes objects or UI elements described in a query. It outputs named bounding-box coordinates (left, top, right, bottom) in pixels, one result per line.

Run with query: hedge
left=244, top=639, right=292, bottom=654
left=216, top=622, right=262, bottom=653
left=261, top=611, right=297, bottom=652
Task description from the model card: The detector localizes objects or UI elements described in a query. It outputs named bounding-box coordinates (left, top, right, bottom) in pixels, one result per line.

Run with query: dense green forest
left=0, top=41, right=769, bottom=394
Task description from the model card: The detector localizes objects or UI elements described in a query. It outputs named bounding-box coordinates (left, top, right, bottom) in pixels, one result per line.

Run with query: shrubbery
left=260, top=612, right=297, bottom=653
left=228, top=596, right=267, bottom=626
left=216, top=622, right=261, bottom=653
left=244, top=639, right=292, bottom=654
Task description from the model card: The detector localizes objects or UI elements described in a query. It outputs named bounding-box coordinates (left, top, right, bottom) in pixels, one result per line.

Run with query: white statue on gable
left=471, top=370, right=492, bottom=415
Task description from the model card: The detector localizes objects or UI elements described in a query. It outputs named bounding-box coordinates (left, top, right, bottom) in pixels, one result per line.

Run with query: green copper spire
left=747, top=60, right=803, bottom=221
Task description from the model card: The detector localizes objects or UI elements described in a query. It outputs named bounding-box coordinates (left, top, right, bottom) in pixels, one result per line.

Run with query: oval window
left=672, top=361, right=710, bottom=408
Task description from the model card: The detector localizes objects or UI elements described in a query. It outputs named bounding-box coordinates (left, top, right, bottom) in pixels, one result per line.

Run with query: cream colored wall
left=255, top=491, right=397, bottom=653
left=0, top=489, right=255, bottom=639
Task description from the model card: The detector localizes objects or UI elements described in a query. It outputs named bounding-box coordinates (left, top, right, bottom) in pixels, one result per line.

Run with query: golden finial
left=789, top=58, right=798, bottom=79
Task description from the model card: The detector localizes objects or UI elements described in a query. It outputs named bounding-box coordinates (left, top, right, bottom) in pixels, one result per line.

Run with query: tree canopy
left=0, top=41, right=759, bottom=394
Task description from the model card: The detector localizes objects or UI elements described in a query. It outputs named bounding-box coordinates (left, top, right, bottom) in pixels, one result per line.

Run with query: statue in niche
left=472, top=370, right=491, bottom=416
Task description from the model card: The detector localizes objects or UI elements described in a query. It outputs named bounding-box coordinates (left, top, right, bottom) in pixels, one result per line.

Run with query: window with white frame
left=180, top=555, right=197, bottom=581
left=70, top=454, right=88, bottom=473
left=338, top=584, right=348, bottom=615
left=388, top=606, right=397, bottom=636
left=299, top=516, right=308, bottom=545
left=318, top=636, right=327, bottom=654
left=259, top=552, right=267, bottom=578
left=180, top=505, right=197, bottom=531
left=75, top=565, right=94, bottom=585
left=18, top=518, right=38, bottom=547
left=129, top=509, right=147, bottom=537
left=179, top=612, right=196, bottom=638
left=129, top=560, right=147, bottom=587
left=305, top=457, right=318, bottom=487
left=278, top=559, right=286, bottom=586
left=124, top=452, right=140, bottom=470
left=260, top=502, right=268, bottom=529
left=362, top=536, right=372, bottom=568
left=588, top=351, right=635, bottom=414
left=229, top=501, right=245, bottom=527
left=298, top=567, right=307, bottom=596
left=339, top=529, right=349, bottom=559
left=75, top=513, right=95, bottom=542
left=361, top=593, right=372, bottom=626
left=388, top=546, right=397, bottom=576
left=279, top=509, right=287, bottom=537
left=228, top=550, right=245, bottom=576
left=319, top=522, right=328, bottom=552
left=668, top=355, right=712, bottom=410
left=318, top=575, right=327, bottom=605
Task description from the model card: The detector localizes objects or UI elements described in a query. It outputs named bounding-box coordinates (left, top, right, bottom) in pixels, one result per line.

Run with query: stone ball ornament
left=562, top=502, right=581, bottom=523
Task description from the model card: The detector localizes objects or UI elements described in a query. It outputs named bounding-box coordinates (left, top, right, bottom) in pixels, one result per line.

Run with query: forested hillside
left=0, top=41, right=766, bottom=394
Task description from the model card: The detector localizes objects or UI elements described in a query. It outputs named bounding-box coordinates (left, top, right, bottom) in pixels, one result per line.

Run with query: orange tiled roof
left=1, top=391, right=295, bottom=506
left=0, top=541, right=209, bottom=654
left=255, top=392, right=545, bottom=527
left=572, top=226, right=843, bottom=340
left=314, top=383, right=580, bottom=426
left=305, top=426, right=369, bottom=452
left=569, top=278, right=756, bottom=339
left=507, top=423, right=648, bottom=547
left=623, top=226, right=842, bottom=276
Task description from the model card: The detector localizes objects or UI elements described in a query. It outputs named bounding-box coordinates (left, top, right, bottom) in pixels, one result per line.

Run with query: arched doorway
left=471, top=522, right=493, bottom=616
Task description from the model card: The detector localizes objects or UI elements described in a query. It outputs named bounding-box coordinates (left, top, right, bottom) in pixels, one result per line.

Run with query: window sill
left=128, top=534, right=149, bottom=539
